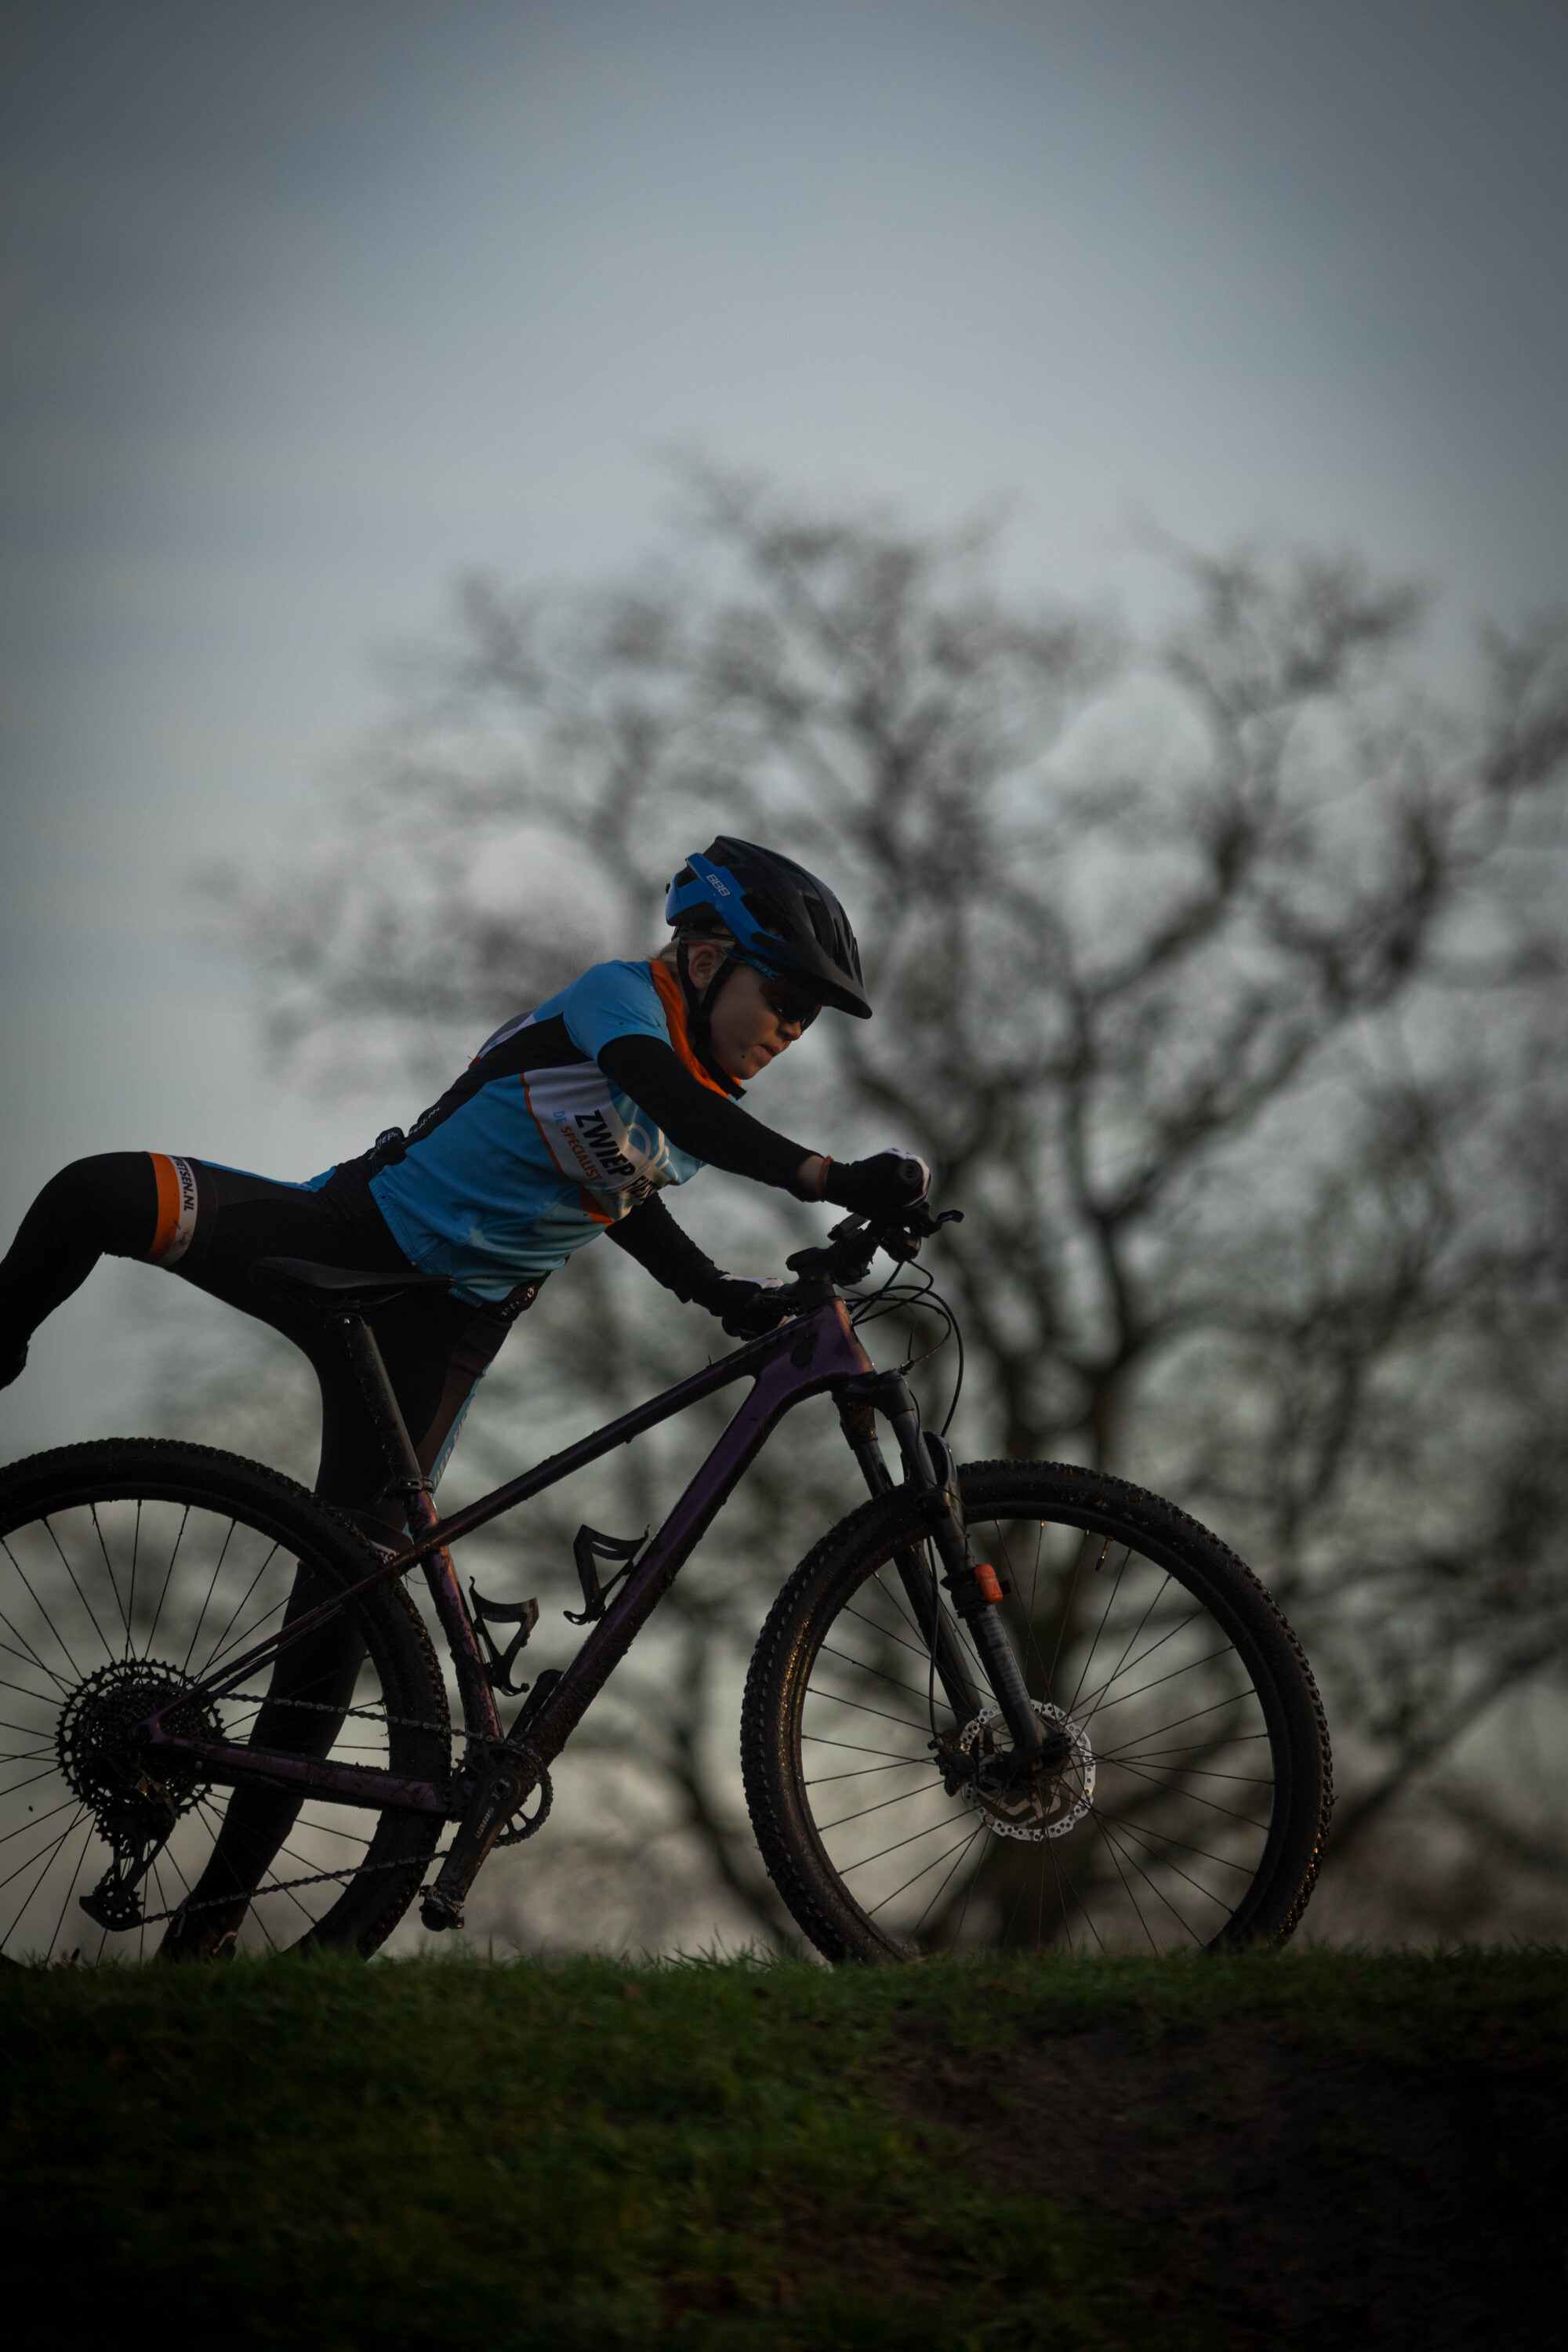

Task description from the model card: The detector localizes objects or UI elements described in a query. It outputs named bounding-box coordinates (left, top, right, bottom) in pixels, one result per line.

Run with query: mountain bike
left=0, top=1206, right=1331, bottom=1963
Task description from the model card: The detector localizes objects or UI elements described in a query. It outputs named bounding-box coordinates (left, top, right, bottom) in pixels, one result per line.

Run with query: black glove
left=822, top=1150, right=931, bottom=1221
left=699, top=1275, right=793, bottom=1338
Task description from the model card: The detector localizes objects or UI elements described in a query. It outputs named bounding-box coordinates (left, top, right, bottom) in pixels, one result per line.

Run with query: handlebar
left=779, top=1201, right=964, bottom=1311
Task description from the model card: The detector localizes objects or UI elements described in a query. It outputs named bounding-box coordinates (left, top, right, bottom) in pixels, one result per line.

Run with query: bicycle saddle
left=252, top=1256, right=456, bottom=1312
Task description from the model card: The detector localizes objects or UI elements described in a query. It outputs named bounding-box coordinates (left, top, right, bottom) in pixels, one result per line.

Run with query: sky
left=2, top=0, right=1566, bottom=1454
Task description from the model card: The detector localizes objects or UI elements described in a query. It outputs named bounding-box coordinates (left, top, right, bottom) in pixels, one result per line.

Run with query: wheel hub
left=55, top=1659, right=223, bottom=1842
left=956, top=1699, right=1095, bottom=1842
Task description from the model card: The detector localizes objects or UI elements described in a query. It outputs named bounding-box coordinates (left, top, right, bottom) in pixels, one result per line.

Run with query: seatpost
left=334, top=1314, right=430, bottom=1496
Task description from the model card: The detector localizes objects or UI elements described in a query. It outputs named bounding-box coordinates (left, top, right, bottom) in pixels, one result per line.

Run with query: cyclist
left=0, top=837, right=929, bottom=1951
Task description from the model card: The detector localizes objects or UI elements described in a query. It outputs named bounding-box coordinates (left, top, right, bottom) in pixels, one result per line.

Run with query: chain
left=218, top=1690, right=455, bottom=1740
left=136, top=1841, right=454, bottom=1926
left=130, top=1708, right=546, bottom=1926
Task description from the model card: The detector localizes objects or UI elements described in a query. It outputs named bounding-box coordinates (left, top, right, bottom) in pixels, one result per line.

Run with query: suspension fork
left=835, top=1376, right=1044, bottom=1758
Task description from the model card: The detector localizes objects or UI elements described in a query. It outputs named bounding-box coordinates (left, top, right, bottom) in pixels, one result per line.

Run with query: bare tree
left=200, top=466, right=1568, bottom=1947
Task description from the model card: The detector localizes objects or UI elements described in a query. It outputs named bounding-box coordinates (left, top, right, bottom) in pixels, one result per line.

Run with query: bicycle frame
left=140, top=1298, right=877, bottom=1817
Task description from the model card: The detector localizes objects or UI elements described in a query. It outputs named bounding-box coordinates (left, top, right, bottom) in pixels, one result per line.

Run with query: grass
left=4, top=1945, right=1566, bottom=2350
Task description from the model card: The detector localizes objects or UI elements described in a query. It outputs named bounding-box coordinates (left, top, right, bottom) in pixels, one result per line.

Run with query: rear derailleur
left=78, top=1788, right=179, bottom=1933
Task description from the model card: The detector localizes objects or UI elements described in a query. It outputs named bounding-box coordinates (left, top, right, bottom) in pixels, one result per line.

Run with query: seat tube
left=404, top=1484, right=502, bottom=1741
left=337, top=1311, right=503, bottom=1741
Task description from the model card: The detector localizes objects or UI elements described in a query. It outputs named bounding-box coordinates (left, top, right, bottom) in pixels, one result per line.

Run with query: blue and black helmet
left=665, top=838, right=872, bottom=1019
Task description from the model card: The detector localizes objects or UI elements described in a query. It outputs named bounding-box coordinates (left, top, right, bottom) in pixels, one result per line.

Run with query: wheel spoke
left=1072, top=1570, right=1178, bottom=1721
left=177, top=1517, right=245, bottom=1675
left=816, top=1777, right=946, bottom=1836
left=0, top=1580, right=78, bottom=1690
left=45, top=1813, right=98, bottom=1955
left=1094, top=1691, right=1258, bottom=1755
left=864, top=1821, right=987, bottom=1918
left=839, top=1811, right=973, bottom=1876
left=909, top=1822, right=988, bottom=1940
left=817, top=1639, right=946, bottom=1708
left=1080, top=1642, right=1247, bottom=1726
left=0, top=1791, right=85, bottom=1861
left=1101, top=1751, right=1272, bottom=1828
left=0, top=1460, right=445, bottom=1960
left=0, top=1802, right=89, bottom=1915
left=801, top=1733, right=928, bottom=1763
left=38, top=1515, right=120, bottom=1660
left=765, top=1470, right=1326, bottom=1962
left=143, top=1504, right=193, bottom=1657
left=802, top=1682, right=933, bottom=1734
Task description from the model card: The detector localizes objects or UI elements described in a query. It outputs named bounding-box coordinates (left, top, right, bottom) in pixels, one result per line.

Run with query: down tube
left=522, top=1305, right=872, bottom=1769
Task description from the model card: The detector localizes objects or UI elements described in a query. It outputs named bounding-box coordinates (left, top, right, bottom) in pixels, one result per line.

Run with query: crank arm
left=420, top=1743, right=550, bottom=1933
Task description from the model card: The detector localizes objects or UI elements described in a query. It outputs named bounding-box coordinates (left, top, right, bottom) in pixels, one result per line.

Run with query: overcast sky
left=3, top=0, right=1566, bottom=1451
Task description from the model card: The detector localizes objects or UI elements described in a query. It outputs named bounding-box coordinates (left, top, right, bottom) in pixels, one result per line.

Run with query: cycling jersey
left=0, top=954, right=824, bottom=1953
left=324, top=959, right=744, bottom=1305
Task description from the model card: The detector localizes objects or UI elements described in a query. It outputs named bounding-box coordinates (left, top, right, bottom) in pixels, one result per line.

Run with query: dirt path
left=882, top=2016, right=1566, bottom=2348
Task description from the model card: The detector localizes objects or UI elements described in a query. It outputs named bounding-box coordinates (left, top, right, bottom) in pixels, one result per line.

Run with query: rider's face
left=686, top=946, right=818, bottom=1080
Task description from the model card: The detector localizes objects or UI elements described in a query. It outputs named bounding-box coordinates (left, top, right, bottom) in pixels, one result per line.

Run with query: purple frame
left=142, top=1299, right=875, bottom=1815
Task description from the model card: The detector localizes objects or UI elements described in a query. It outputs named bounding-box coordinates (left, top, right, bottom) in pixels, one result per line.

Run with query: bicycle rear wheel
left=742, top=1459, right=1332, bottom=1961
left=0, top=1440, right=449, bottom=1962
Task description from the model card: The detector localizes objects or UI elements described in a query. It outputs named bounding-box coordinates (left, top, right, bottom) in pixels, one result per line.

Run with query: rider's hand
left=706, top=1276, right=793, bottom=1338
left=822, top=1150, right=931, bottom=1221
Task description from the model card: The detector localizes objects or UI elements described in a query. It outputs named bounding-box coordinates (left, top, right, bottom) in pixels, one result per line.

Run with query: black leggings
left=0, top=1152, right=514, bottom=1524
left=0, top=1152, right=526, bottom=1935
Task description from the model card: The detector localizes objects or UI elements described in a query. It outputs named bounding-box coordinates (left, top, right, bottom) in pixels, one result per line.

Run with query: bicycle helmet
left=664, top=839, right=872, bottom=1019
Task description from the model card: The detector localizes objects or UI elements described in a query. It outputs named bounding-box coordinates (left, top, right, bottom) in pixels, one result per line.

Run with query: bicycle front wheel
left=742, top=1460, right=1332, bottom=1961
left=0, top=1440, right=449, bottom=1963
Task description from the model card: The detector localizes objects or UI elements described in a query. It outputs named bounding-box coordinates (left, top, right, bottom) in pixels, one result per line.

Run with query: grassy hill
left=4, top=1947, right=1564, bottom=2350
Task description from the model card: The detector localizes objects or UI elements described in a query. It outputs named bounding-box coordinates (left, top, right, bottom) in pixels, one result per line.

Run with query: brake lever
left=871, top=1204, right=963, bottom=1265
left=783, top=1206, right=963, bottom=1298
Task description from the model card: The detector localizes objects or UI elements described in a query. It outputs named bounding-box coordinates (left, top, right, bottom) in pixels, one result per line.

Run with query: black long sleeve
left=603, top=1192, right=728, bottom=1305
left=595, top=1034, right=816, bottom=1195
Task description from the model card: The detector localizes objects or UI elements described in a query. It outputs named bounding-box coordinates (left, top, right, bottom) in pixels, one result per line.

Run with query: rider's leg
left=0, top=1147, right=516, bottom=1947
left=0, top=1153, right=160, bottom=1385
left=158, top=1192, right=518, bottom=1951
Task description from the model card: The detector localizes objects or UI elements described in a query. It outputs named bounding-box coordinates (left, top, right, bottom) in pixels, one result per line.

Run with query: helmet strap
left=675, top=939, right=745, bottom=1094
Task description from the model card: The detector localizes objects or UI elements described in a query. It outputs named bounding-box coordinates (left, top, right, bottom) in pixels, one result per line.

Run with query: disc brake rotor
left=956, top=1697, right=1095, bottom=1842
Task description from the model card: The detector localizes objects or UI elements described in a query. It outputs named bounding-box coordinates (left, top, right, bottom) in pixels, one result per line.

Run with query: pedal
left=419, top=1886, right=466, bottom=1934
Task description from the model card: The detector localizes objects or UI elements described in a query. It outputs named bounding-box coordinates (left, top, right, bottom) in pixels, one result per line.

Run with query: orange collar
left=648, top=958, right=742, bottom=1098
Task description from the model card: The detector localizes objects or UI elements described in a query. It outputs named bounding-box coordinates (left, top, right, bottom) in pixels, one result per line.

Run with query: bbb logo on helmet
left=666, top=837, right=873, bottom=1022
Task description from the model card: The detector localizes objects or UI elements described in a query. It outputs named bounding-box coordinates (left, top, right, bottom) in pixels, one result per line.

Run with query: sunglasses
left=757, top=975, right=820, bottom=1030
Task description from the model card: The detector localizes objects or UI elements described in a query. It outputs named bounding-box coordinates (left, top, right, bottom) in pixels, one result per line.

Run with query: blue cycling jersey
left=318, top=959, right=724, bottom=1305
